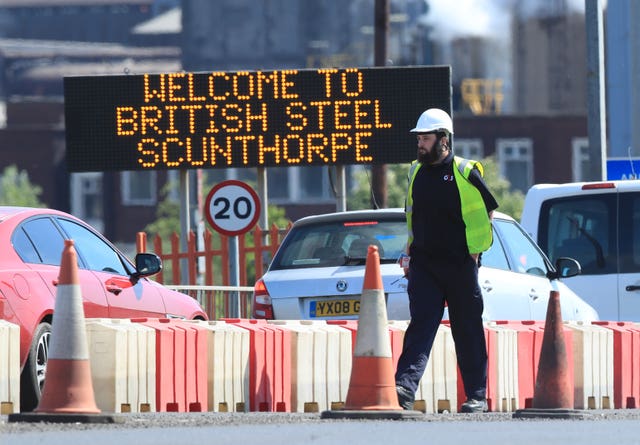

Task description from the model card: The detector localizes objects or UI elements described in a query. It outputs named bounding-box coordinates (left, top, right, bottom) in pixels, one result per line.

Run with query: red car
left=0, top=207, right=207, bottom=411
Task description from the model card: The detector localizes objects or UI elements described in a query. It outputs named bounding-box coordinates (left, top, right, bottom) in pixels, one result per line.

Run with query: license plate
left=310, top=299, right=360, bottom=317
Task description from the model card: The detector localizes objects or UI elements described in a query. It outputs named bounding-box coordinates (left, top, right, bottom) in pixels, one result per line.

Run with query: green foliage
left=348, top=164, right=409, bottom=210
left=266, top=203, right=291, bottom=228
left=479, top=156, right=525, bottom=220
left=0, top=165, right=44, bottom=207
left=144, top=180, right=180, bottom=241
left=347, top=156, right=525, bottom=219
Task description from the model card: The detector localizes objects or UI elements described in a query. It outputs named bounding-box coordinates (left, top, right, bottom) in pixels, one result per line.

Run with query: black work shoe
left=460, top=398, right=488, bottom=413
left=396, top=385, right=415, bottom=410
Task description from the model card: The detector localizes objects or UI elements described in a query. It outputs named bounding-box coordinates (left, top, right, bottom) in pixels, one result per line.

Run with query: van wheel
left=20, top=322, right=51, bottom=412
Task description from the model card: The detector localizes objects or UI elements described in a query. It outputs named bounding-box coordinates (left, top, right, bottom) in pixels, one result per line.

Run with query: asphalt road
left=3, top=410, right=640, bottom=445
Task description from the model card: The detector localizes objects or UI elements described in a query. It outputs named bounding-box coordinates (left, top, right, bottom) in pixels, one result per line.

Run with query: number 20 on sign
left=204, top=180, right=261, bottom=236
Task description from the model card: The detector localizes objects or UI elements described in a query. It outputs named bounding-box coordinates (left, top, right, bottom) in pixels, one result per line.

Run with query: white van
left=521, top=180, right=640, bottom=321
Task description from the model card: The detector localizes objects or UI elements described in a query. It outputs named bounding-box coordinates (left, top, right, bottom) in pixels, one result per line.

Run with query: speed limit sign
left=204, top=180, right=261, bottom=236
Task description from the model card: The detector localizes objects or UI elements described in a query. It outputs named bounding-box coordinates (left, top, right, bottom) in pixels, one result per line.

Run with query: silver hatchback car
left=252, top=209, right=599, bottom=322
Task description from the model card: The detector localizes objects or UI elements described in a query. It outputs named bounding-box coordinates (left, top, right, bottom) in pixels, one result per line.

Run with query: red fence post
left=203, top=230, right=215, bottom=286
left=187, top=231, right=198, bottom=284
left=252, top=226, right=265, bottom=280
left=170, top=233, right=181, bottom=285
left=148, top=223, right=289, bottom=288
left=136, top=232, right=147, bottom=253
left=153, top=234, right=164, bottom=284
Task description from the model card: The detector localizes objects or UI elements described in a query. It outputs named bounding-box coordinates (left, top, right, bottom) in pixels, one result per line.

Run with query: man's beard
left=418, top=141, right=444, bottom=164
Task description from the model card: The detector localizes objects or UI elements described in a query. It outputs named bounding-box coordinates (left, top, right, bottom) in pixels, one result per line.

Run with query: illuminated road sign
left=64, top=66, right=451, bottom=172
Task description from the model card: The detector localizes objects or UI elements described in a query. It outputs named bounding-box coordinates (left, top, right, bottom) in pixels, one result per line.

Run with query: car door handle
left=626, top=285, right=640, bottom=292
left=105, top=284, right=123, bottom=295
left=481, top=280, right=492, bottom=292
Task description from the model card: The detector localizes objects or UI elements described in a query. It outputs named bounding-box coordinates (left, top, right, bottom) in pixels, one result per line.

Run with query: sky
left=420, top=0, right=595, bottom=42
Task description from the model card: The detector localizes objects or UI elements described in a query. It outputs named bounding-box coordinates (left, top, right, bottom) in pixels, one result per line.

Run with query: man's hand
left=399, top=253, right=410, bottom=277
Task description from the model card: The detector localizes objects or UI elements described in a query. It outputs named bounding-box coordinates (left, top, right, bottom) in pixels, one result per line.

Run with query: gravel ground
left=3, top=409, right=640, bottom=434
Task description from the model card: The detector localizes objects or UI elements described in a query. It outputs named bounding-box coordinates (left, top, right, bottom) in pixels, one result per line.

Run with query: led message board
left=64, top=66, right=451, bottom=172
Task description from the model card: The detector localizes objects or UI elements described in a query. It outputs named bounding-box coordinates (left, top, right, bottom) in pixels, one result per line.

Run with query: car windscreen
left=270, top=218, right=407, bottom=270
left=539, top=195, right=616, bottom=275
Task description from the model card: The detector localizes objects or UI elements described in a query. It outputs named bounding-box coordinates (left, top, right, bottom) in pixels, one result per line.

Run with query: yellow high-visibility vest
left=406, top=156, right=492, bottom=254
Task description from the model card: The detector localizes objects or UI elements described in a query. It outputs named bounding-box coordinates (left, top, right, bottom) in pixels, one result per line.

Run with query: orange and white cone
left=35, top=239, right=101, bottom=415
left=321, top=245, right=422, bottom=419
left=9, top=241, right=118, bottom=423
left=513, top=289, right=585, bottom=419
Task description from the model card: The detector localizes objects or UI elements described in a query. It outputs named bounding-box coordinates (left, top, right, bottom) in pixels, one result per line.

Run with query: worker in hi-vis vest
left=395, top=108, right=498, bottom=414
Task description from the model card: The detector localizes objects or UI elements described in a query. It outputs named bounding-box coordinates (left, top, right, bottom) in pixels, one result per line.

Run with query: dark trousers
left=395, top=254, right=487, bottom=401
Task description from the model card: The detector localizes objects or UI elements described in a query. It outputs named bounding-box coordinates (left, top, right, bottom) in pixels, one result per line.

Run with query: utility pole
left=585, top=0, right=607, bottom=180
left=372, top=0, right=389, bottom=208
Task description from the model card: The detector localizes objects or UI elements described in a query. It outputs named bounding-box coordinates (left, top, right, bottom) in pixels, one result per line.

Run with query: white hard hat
left=410, top=108, right=453, bottom=134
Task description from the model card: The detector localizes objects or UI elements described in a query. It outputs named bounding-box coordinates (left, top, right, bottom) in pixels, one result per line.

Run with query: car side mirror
left=548, top=257, right=581, bottom=280
left=132, top=252, right=163, bottom=279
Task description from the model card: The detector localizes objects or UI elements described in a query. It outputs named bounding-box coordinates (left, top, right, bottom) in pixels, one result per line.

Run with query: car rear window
left=270, top=218, right=407, bottom=270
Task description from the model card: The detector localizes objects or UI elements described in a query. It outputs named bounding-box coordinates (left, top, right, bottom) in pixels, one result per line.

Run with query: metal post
left=372, top=0, right=389, bottom=208
left=257, top=167, right=268, bottom=230
left=336, top=165, right=347, bottom=212
left=228, top=236, right=240, bottom=318
left=585, top=0, right=607, bottom=180
left=256, top=166, right=270, bottom=273
left=179, top=170, right=190, bottom=285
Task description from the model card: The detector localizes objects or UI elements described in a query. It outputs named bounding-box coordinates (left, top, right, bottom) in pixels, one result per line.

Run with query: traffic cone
left=513, top=290, right=586, bottom=419
left=9, top=240, right=120, bottom=423
left=321, top=245, right=422, bottom=419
